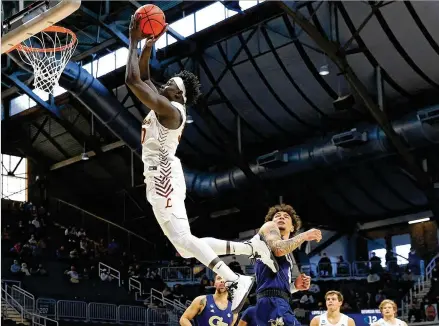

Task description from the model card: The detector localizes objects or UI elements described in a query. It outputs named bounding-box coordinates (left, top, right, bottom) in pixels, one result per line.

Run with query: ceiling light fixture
left=408, top=217, right=430, bottom=224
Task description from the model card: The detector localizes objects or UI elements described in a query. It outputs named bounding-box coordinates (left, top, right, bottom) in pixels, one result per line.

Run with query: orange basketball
left=134, top=4, right=166, bottom=38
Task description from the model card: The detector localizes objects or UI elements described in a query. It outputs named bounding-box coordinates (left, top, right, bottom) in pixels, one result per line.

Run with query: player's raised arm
left=180, top=295, right=206, bottom=326
left=259, top=221, right=321, bottom=257
left=125, top=16, right=179, bottom=120
left=139, top=26, right=167, bottom=93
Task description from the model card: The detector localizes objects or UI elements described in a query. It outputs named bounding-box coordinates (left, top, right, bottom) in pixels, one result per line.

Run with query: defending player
left=125, top=16, right=277, bottom=312
left=180, top=274, right=237, bottom=326
left=255, top=204, right=322, bottom=325
left=310, top=291, right=355, bottom=326
left=238, top=305, right=258, bottom=326
left=371, top=300, right=407, bottom=326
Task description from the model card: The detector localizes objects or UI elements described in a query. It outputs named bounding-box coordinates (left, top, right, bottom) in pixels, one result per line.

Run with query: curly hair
left=174, top=70, right=201, bottom=106
left=264, top=204, right=302, bottom=236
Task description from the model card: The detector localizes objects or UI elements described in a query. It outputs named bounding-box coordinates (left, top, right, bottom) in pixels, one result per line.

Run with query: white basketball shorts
left=145, top=169, right=190, bottom=239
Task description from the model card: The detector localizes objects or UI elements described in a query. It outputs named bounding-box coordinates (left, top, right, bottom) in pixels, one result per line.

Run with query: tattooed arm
left=259, top=221, right=321, bottom=257
left=180, top=295, right=206, bottom=326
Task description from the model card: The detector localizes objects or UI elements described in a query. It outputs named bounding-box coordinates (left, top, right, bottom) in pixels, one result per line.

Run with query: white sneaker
left=226, top=275, right=255, bottom=313
left=246, top=234, right=279, bottom=273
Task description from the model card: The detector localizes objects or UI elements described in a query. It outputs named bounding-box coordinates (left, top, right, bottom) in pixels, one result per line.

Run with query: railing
left=98, top=262, right=121, bottom=287
left=401, top=253, right=438, bottom=319
left=32, top=314, right=59, bottom=326
left=56, top=300, right=88, bottom=321
left=11, top=285, right=35, bottom=319
left=147, top=288, right=186, bottom=313
left=160, top=267, right=193, bottom=282
left=147, top=307, right=175, bottom=326
left=119, top=305, right=147, bottom=324
left=1, top=279, right=22, bottom=289
left=129, top=277, right=142, bottom=296
left=1, top=283, right=58, bottom=326
left=1, top=285, right=25, bottom=324
left=88, top=302, right=118, bottom=322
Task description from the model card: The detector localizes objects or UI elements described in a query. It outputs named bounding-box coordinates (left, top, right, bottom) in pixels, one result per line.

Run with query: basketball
left=134, top=4, right=166, bottom=38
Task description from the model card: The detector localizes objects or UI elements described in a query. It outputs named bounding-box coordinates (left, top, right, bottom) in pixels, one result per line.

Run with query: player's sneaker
left=246, top=233, right=279, bottom=273
left=226, top=275, right=255, bottom=313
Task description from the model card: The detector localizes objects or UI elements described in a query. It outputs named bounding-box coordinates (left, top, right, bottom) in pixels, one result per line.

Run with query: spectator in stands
left=56, top=246, right=67, bottom=260
left=65, top=266, right=79, bottom=283
left=17, top=220, right=26, bottom=236
left=76, top=228, right=86, bottom=238
left=228, top=256, right=244, bottom=274
left=108, top=239, right=119, bottom=255
left=11, top=242, right=22, bottom=255
left=342, top=301, right=353, bottom=312
left=70, top=248, right=79, bottom=260
left=82, top=268, right=90, bottom=280
left=21, top=263, right=31, bottom=276
left=28, top=234, right=37, bottom=246
left=318, top=252, right=332, bottom=277
left=408, top=247, right=421, bottom=275
left=365, top=292, right=374, bottom=309
left=408, top=299, right=422, bottom=322
left=79, top=239, right=88, bottom=254
left=309, top=283, right=320, bottom=294
left=31, top=264, right=48, bottom=276
left=369, top=252, right=382, bottom=273
left=386, top=251, right=398, bottom=274
left=375, top=290, right=386, bottom=305
left=97, top=238, right=107, bottom=256
left=10, top=260, right=21, bottom=274
left=100, top=269, right=113, bottom=282
left=31, top=216, right=40, bottom=230
left=367, top=272, right=380, bottom=283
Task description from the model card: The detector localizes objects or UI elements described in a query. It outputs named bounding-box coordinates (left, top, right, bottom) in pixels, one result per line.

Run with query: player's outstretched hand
left=294, top=273, right=311, bottom=291
left=144, top=24, right=168, bottom=48
left=129, top=15, right=144, bottom=41
left=302, top=229, right=322, bottom=243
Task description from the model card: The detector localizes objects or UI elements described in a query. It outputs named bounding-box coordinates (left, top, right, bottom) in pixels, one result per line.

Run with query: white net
left=16, top=26, right=77, bottom=94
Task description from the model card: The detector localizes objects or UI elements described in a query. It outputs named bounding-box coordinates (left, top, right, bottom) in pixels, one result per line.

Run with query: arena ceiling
left=2, top=1, right=439, bottom=239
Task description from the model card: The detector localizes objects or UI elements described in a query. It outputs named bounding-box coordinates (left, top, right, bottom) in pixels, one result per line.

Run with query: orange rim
left=15, top=26, right=77, bottom=53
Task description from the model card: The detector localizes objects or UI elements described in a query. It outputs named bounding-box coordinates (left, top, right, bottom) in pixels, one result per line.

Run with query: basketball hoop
left=15, top=25, right=77, bottom=94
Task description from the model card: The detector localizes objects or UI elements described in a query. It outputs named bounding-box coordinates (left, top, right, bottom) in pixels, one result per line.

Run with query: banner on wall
left=311, top=310, right=382, bottom=326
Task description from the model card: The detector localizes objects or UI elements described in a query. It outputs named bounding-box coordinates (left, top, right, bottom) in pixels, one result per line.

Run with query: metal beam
left=308, top=232, right=345, bottom=257
left=156, top=1, right=284, bottom=65
left=30, top=115, right=49, bottom=144
left=2, top=73, right=61, bottom=118
left=279, top=2, right=437, bottom=213
left=80, top=6, right=129, bottom=47
left=72, top=38, right=118, bottom=62
left=50, top=140, right=125, bottom=170
left=32, top=120, right=70, bottom=158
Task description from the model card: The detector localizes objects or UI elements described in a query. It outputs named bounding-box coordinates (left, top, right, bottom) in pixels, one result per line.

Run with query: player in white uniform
left=372, top=300, right=407, bottom=326
left=310, top=291, right=355, bottom=326
left=125, top=16, right=279, bottom=312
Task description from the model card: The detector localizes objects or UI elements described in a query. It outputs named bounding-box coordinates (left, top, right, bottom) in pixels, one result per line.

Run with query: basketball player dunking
left=310, top=291, right=355, bottom=326
left=180, top=274, right=237, bottom=326
left=255, top=204, right=322, bottom=325
left=372, top=300, right=407, bottom=326
left=125, top=16, right=279, bottom=312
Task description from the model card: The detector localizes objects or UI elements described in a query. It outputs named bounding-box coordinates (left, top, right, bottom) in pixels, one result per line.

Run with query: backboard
left=1, top=0, right=81, bottom=54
